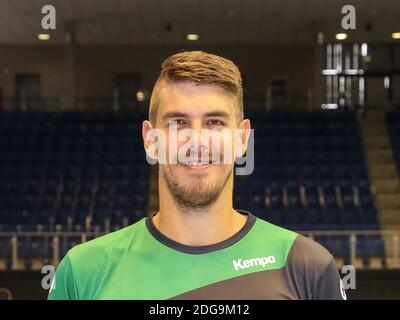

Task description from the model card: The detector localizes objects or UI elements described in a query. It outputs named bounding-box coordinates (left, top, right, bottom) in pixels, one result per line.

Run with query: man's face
left=148, top=81, right=244, bottom=210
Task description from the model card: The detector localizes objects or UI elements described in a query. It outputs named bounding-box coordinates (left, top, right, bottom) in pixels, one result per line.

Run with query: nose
left=188, top=122, right=209, bottom=158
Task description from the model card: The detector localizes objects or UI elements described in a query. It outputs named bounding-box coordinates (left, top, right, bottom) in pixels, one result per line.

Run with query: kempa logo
left=232, top=256, right=276, bottom=271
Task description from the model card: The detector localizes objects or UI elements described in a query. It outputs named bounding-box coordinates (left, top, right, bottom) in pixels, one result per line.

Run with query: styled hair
left=149, top=50, right=243, bottom=125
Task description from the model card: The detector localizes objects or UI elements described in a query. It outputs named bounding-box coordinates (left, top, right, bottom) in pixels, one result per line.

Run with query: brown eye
left=169, top=119, right=186, bottom=127
left=207, top=119, right=222, bottom=125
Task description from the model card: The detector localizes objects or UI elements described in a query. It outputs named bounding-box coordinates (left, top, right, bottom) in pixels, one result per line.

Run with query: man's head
left=143, top=51, right=250, bottom=212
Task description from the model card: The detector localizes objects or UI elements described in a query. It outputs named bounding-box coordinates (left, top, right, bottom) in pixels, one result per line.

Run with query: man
left=48, top=51, right=346, bottom=300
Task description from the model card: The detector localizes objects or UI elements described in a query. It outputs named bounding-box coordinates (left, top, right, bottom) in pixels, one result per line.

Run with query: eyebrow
left=162, top=111, right=231, bottom=121
left=204, top=111, right=231, bottom=119
left=162, top=112, right=188, bottom=121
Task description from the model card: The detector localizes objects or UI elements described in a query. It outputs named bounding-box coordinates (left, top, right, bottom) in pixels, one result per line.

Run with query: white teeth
left=182, top=160, right=209, bottom=166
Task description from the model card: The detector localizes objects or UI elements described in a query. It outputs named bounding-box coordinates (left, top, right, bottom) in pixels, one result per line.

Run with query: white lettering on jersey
left=232, top=256, right=276, bottom=271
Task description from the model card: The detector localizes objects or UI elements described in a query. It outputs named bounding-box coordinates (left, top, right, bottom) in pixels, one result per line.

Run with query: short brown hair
left=149, top=51, right=243, bottom=125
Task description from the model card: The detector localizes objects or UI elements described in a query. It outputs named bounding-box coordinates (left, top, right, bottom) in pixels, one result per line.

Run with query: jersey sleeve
left=47, top=253, right=79, bottom=300
left=314, top=257, right=347, bottom=300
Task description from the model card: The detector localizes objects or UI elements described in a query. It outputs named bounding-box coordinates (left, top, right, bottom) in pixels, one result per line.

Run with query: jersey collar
left=145, top=210, right=257, bottom=254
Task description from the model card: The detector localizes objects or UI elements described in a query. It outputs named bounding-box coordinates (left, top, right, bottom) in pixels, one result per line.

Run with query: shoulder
left=254, top=217, right=334, bottom=273
left=67, top=218, right=145, bottom=270
left=255, top=217, right=334, bottom=266
left=287, top=234, right=344, bottom=300
left=289, top=234, right=335, bottom=270
left=285, top=233, right=339, bottom=298
left=255, top=219, right=341, bottom=299
left=51, top=218, right=147, bottom=299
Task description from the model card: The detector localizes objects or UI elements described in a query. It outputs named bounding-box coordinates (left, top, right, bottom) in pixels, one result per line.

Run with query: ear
left=237, top=119, right=251, bottom=157
left=142, top=120, right=158, bottom=163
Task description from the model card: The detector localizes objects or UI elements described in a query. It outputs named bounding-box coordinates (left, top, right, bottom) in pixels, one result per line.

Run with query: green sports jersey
left=48, top=211, right=346, bottom=300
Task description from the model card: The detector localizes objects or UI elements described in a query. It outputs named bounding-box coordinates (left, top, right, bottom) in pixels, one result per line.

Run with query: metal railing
left=1, top=98, right=61, bottom=111
left=300, top=229, right=399, bottom=268
left=0, top=96, right=325, bottom=112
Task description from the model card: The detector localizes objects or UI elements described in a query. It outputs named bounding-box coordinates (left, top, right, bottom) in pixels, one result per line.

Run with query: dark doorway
left=15, top=74, right=41, bottom=110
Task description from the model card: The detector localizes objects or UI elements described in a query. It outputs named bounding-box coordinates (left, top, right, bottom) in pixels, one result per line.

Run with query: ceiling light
left=38, top=34, right=50, bottom=41
left=136, top=91, right=145, bottom=102
left=322, top=104, right=338, bottom=110
left=392, top=32, right=400, bottom=39
left=335, top=33, right=347, bottom=40
left=186, top=34, right=199, bottom=41
left=361, top=43, right=368, bottom=57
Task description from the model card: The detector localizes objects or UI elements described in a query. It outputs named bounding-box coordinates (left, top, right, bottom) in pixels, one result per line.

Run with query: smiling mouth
left=178, top=159, right=214, bottom=170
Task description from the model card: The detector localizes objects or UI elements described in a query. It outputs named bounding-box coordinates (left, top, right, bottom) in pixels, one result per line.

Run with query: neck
left=153, top=173, right=247, bottom=246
